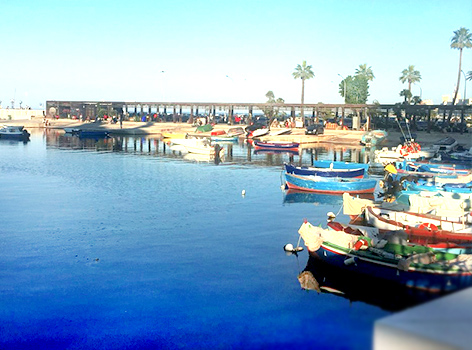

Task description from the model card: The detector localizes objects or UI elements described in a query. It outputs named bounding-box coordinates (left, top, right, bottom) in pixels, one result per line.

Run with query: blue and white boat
left=284, top=172, right=377, bottom=194
left=404, top=180, right=472, bottom=194
left=284, top=163, right=366, bottom=178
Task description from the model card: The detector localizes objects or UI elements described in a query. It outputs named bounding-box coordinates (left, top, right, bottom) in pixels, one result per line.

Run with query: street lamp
left=461, top=70, right=467, bottom=103
left=414, top=83, right=422, bottom=99
left=338, top=74, right=346, bottom=103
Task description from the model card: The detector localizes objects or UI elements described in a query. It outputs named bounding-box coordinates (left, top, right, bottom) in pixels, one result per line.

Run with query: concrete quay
left=374, top=287, right=472, bottom=350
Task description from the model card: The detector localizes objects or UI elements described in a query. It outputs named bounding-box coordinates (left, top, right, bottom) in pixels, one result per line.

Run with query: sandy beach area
left=3, top=118, right=471, bottom=149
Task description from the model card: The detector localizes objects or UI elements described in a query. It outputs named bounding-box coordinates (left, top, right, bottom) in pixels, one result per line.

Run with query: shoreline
left=2, top=118, right=471, bottom=149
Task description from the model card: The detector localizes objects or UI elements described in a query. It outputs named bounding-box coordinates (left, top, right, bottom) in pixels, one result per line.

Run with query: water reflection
left=42, top=129, right=376, bottom=168
left=299, top=254, right=445, bottom=312
left=283, top=190, right=375, bottom=205
left=283, top=190, right=345, bottom=205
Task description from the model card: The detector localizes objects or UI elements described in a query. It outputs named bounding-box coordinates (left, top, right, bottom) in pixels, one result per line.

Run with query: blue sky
left=1, top=0, right=471, bottom=108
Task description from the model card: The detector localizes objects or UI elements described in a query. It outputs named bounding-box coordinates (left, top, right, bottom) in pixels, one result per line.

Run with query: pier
left=45, top=100, right=472, bottom=132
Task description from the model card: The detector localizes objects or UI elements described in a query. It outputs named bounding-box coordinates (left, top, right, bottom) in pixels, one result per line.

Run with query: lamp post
left=414, top=83, right=422, bottom=99
left=461, top=70, right=467, bottom=103
left=338, top=74, right=346, bottom=103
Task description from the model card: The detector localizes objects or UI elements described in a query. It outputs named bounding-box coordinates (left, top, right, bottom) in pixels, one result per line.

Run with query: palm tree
left=355, top=63, right=375, bottom=81
left=450, top=27, right=472, bottom=106
left=292, top=60, right=315, bottom=123
left=399, top=65, right=421, bottom=103
left=467, top=70, right=472, bottom=81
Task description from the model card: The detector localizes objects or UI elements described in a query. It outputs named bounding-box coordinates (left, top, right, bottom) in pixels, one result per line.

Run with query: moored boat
left=210, top=134, right=239, bottom=142
left=64, top=127, right=80, bottom=134
left=365, top=205, right=472, bottom=233
left=254, top=140, right=299, bottom=151
left=268, top=128, right=292, bottom=136
left=298, top=221, right=472, bottom=292
left=78, top=130, right=109, bottom=138
left=328, top=220, right=472, bottom=254
left=374, top=142, right=436, bottom=164
left=0, top=125, right=30, bottom=140
left=360, top=129, right=388, bottom=146
left=162, top=131, right=187, bottom=139
left=311, top=160, right=370, bottom=173
left=432, top=136, right=458, bottom=153
left=283, top=172, right=377, bottom=194
left=284, top=163, right=366, bottom=178
left=171, top=137, right=223, bottom=157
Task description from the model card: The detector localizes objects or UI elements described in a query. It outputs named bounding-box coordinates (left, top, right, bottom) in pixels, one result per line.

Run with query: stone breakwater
left=2, top=118, right=471, bottom=148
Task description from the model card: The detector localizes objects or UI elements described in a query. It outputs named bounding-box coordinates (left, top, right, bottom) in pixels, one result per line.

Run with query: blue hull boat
left=284, top=163, right=366, bottom=178
left=284, top=172, right=377, bottom=194
left=404, top=181, right=472, bottom=193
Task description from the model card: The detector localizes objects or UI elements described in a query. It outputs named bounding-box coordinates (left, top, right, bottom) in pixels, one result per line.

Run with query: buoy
left=241, top=189, right=246, bottom=196
left=327, top=212, right=336, bottom=221
left=284, top=244, right=304, bottom=253
left=284, top=243, right=294, bottom=251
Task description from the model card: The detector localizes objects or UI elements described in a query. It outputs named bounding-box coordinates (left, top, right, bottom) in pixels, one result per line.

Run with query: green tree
left=262, top=91, right=285, bottom=122
left=292, top=60, right=315, bottom=123
left=265, top=90, right=275, bottom=103
left=467, top=70, right=472, bottom=81
left=400, top=89, right=412, bottom=104
left=450, top=27, right=472, bottom=106
left=399, top=65, right=421, bottom=103
left=339, top=75, right=369, bottom=103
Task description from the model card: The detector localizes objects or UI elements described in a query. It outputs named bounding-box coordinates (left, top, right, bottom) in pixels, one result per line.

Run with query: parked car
left=305, top=122, right=324, bottom=135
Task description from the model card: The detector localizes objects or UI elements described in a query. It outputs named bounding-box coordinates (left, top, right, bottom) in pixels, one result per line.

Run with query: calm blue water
left=0, top=130, right=391, bottom=350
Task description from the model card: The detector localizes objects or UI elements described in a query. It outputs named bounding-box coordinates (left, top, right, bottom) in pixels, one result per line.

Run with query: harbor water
left=0, top=129, right=439, bottom=349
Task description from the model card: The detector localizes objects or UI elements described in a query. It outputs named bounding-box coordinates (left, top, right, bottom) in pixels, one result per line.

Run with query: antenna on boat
left=395, top=116, right=408, bottom=145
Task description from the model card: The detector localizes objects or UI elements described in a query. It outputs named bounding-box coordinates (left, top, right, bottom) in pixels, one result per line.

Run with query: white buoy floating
left=241, top=189, right=246, bottom=197
left=327, top=211, right=336, bottom=221
left=284, top=243, right=304, bottom=253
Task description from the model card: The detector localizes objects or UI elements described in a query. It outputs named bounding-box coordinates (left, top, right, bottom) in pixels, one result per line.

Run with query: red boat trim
left=285, top=181, right=375, bottom=194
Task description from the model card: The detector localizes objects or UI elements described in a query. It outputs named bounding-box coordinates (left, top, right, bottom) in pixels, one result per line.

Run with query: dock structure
left=45, top=100, right=472, bottom=132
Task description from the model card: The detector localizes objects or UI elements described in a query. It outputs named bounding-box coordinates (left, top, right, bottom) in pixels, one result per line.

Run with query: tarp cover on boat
left=407, top=193, right=471, bottom=216
left=342, top=192, right=376, bottom=216
left=195, top=124, right=213, bottom=133
left=298, top=222, right=359, bottom=252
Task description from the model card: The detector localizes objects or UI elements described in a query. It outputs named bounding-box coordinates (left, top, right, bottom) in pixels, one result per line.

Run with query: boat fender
left=327, top=212, right=336, bottom=220
left=344, top=257, right=356, bottom=266
left=418, top=222, right=439, bottom=231
left=353, top=239, right=369, bottom=251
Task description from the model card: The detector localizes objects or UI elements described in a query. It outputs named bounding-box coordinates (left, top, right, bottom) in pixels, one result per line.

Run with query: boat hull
left=284, top=173, right=377, bottom=194
left=316, top=244, right=472, bottom=292
left=254, top=140, right=299, bottom=151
